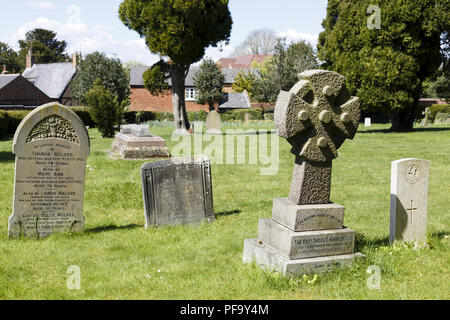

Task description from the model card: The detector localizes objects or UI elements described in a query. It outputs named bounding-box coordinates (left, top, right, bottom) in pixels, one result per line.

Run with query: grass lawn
left=0, top=122, right=449, bottom=300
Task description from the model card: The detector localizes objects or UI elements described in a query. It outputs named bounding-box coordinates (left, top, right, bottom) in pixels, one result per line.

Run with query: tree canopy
left=231, top=28, right=279, bottom=57
left=193, top=58, right=225, bottom=110
left=0, top=42, right=21, bottom=73
left=119, top=0, right=233, bottom=133
left=318, top=0, right=448, bottom=131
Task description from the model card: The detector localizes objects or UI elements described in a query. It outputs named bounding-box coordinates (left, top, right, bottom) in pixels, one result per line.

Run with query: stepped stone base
left=243, top=238, right=364, bottom=275
left=111, top=133, right=170, bottom=159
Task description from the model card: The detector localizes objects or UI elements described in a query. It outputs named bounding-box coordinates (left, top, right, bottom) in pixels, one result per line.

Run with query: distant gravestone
left=390, top=159, right=429, bottom=244
left=206, top=111, right=222, bottom=134
left=244, top=113, right=250, bottom=124
left=8, top=103, right=90, bottom=239
left=365, top=117, right=372, bottom=127
left=141, top=155, right=215, bottom=228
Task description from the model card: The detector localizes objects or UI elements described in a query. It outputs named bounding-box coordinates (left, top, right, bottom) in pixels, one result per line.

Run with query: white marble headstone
left=365, top=117, right=371, bottom=127
left=8, top=103, right=90, bottom=239
left=390, top=158, right=429, bottom=244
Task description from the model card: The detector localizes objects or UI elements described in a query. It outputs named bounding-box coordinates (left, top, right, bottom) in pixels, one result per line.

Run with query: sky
left=0, top=0, right=328, bottom=66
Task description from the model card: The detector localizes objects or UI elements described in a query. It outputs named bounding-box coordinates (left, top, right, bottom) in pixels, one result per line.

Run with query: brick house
left=0, top=73, right=52, bottom=108
left=129, top=65, right=256, bottom=112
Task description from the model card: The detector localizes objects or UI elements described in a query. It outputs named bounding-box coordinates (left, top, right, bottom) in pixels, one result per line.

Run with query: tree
left=231, top=28, right=279, bottom=57
left=18, top=28, right=69, bottom=66
left=85, top=79, right=121, bottom=138
left=119, top=0, right=233, bottom=134
left=318, top=0, right=447, bottom=131
left=0, top=42, right=21, bottom=73
left=193, top=59, right=225, bottom=110
left=123, top=60, right=146, bottom=79
left=253, top=39, right=318, bottom=103
left=232, top=70, right=258, bottom=98
left=72, top=52, right=130, bottom=107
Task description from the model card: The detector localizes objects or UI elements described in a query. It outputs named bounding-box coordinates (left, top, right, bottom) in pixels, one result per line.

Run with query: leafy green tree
left=72, top=52, right=130, bottom=107
left=84, top=79, right=121, bottom=138
left=119, top=0, right=233, bottom=134
left=0, top=42, right=21, bottom=73
left=253, top=39, right=318, bottom=103
left=318, top=0, right=447, bottom=131
left=232, top=70, right=258, bottom=98
left=193, top=59, right=225, bottom=110
left=18, top=28, right=69, bottom=67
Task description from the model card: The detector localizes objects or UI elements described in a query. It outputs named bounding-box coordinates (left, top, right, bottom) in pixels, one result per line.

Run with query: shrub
left=70, top=107, right=96, bottom=127
left=187, top=110, right=208, bottom=122
left=85, top=80, right=121, bottom=138
left=219, top=108, right=264, bottom=121
left=427, top=104, right=450, bottom=123
left=5, top=110, right=31, bottom=134
left=0, top=111, right=9, bottom=138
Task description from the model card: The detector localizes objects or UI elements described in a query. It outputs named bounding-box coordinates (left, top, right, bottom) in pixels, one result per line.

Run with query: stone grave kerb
left=274, top=70, right=360, bottom=205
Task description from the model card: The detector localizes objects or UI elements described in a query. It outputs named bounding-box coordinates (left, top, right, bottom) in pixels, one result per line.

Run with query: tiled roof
left=0, top=74, right=20, bottom=90
left=218, top=92, right=251, bottom=110
left=22, top=63, right=76, bottom=99
left=217, top=54, right=272, bottom=69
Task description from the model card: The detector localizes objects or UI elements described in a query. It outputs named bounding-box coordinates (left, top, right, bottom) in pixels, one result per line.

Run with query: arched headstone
left=8, top=103, right=90, bottom=239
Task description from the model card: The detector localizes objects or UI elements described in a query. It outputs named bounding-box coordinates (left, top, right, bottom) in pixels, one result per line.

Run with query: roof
left=0, top=74, right=20, bottom=90
left=217, top=54, right=272, bottom=69
left=22, top=63, right=76, bottom=99
left=218, top=92, right=251, bottom=110
left=130, top=66, right=258, bottom=87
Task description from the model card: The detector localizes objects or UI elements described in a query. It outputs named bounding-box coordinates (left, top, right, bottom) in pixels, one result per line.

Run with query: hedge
left=219, top=108, right=265, bottom=121
left=426, top=104, right=450, bottom=123
left=5, top=110, right=31, bottom=134
left=70, top=107, right=96, bottom=127
left=0, top=111, right=9, bottom=138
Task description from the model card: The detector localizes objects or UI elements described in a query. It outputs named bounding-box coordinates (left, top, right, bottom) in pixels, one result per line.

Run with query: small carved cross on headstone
left=407, top=200, right=418, bottom=224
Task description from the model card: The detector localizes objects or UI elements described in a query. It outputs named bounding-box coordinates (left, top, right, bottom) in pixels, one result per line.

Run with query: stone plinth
left=111, top=125, right=170, bottom=159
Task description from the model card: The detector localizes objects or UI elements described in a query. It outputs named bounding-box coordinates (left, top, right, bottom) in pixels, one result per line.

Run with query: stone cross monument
left=243, top=70, right=364, bottom=275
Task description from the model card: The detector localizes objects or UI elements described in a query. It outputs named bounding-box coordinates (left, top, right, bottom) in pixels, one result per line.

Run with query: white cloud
left=27, top=1, right=55, bottom=10
left=7, top=14, right=160, bottom=66
left=277, top=29, right=319, bottom=47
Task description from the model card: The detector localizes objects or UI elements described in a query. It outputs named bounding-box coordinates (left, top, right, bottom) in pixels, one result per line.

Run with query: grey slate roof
left=218, top=92, right=251, bottom=110
left=22, top=63, right=76, bottom=99
left=129, top=65, right=258, bottom=87
left=0, top=74, right=20, bottom=90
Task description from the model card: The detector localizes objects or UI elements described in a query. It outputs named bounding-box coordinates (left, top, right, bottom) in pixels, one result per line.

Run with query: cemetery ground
left=0, top=122, right=448, bottom=300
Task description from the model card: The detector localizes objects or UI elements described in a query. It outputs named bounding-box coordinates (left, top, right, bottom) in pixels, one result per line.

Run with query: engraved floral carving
left=26, top=115, right=79, bottom=144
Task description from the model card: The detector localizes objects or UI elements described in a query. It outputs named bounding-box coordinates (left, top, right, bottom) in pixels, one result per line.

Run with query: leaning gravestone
left=141, top=155, right=215, bottom=228
left=8, top=103, right=90, bottom=238
left=390, top=159, right=429, bottom=244
left=206, top=111, right=222, bottom=135
left=243, top=70, right=364, bottom=275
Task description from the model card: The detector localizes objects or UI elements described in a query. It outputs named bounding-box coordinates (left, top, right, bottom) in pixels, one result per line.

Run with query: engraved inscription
left=26, top=115, right=80, bottom=144
left=406, top=165, right=419, bottom=184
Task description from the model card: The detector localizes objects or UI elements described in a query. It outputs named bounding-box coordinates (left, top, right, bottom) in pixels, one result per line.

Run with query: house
left=129, top=65, right=253, bottom=112
left=0, top=73, right=52, bottom=109
left=22, top=52, right=79, bottom=106
left=217, top=54, right=272, bottom=69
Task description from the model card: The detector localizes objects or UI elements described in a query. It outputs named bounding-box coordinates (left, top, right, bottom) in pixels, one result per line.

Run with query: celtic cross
left=275, top=70, right=361, bottom=205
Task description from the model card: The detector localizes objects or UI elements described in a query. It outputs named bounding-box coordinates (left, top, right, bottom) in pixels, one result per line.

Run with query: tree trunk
left=171, top=63, right=191, bottom=135
left=390, top=107, right=416, bottom=132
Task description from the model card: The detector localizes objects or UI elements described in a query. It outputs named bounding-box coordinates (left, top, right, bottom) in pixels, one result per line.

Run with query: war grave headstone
left=111, top=124, right=170, bottom=159
left=243, top=70, right=365, bottom=275
left=8, top=103, right=90, bottom=239
left=365, top=117, right=372, bottom=127
left=390, top=159, right=429, bottom=244
left=205, top=111, right=222, bottom=135
left=141, top=155, right=215, bottom=228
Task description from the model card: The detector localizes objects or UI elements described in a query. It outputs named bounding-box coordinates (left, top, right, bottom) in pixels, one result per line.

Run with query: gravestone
left=141, top=155, right=215, bottom=228
left=365, top=117, right=372, bottom=127
left=111, top=124, right=170, bottom=159
left=245, top=113, right=250, bottom=124
left=8, top=103, right=90, bottom=239
left=390, top=159, right=429, bottom=244
left=243, top=70, right=364, bottom=275
left=206, top=111, right=222, bottom=135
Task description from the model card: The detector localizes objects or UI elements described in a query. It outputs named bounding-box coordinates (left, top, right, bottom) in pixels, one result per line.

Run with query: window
left=185, top=88, right=198, bottom=101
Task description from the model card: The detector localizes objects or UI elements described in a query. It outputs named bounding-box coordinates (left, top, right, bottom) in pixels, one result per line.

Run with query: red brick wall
left=130, top=87, right=210, bottom=112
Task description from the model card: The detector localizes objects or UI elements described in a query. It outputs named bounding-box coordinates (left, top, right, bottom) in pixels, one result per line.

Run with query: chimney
left=26, top=50, right=35, bottom=69
left=1, top=65, right=9, bottom=75
left=72, top=53, right=79, bottom=68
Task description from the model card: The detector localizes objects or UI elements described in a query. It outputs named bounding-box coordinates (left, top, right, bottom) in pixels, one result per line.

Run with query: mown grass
left=0, top=122, right=448, bottom=300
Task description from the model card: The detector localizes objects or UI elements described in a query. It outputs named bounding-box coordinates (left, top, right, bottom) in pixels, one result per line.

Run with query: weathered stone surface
left=243, top=239, right=364, bottom=275
left=8, top=103, right=90, bottom=239
left=390, top=158, right=429, bottom=244
left=111, top=124, right=170, bottom=159
left=206, top=111, right=222, bottom=135
left=258, top=219, right=355, bottom=259
left=272, top=198, right=344, bottom=232
left=274, top=70, right=360, bottom=205
left=141, top=155, right=215, bottom=228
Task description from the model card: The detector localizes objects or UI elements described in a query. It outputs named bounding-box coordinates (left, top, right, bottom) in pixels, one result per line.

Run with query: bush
left=427, top=104, right=450, bottom=123
left=85, top=80, right=121, bottom=138
left=4, top=110, right=31, bottom=134
left=219, top=108, right=264, bottom=121
left=70, top=107, right=96, bottom=127
left=187, top=110, right=208, bottom=122
left=0, top=111, right=9, bottom=138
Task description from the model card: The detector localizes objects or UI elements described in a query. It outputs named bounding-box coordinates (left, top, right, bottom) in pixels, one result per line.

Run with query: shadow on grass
left=355, top=233, right=390, bottom=252
left=216, top=209, right=242, bottom=218
left=85, top=224, right=142, bottom=234
left=359, top=127, right=450, bottom=134
left=0, top=151, right=15, bottom=163
left=430, top=230, right=449, bottom=239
